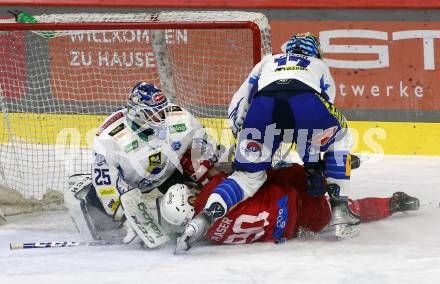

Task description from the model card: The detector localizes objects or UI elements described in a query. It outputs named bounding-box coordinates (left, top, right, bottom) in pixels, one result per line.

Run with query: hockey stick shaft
left=10, top=239, right=124, bottom=250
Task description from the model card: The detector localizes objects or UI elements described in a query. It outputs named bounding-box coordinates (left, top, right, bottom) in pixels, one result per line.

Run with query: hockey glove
left=180, top=150, right=214, bottom=185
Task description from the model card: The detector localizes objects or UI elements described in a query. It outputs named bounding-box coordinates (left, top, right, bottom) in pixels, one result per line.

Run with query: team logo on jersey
left=275, top=66, right=305, bottom=72
left=166, top=106, right=182, bottom=113
left=94, top=153, right=107, bottom=166
left=124, top=140, right=139, bottom=153
left=108, top=123, right=125, bottom=137
left=244, top=141, right=262, bottom=156
left=147, top=152, right=163, bottom=173
left=108, top=198, right=120, bottom=212
left=272, top=195, right=288, bottom=240
left=98, top=187, right=116, bottom=197
left=171, top=141, right=182, bottom=151
left=96, top=112, right=123, bottom=136
left=276, top=79, right=292, bottom=84
left=169, top=123, right=187, bottom=133
left=207, top=202, right=226, bottom=219
left=238, top=140, right=266, bottom=163
left=114, top=130, right=128, bottom=140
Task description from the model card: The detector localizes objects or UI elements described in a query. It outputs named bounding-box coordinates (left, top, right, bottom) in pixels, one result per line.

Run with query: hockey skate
left=174, top=211, right=212, bottom=254
left=327, top=184, right=361, bottom=239
left=389, top=192, right=420, bottom=213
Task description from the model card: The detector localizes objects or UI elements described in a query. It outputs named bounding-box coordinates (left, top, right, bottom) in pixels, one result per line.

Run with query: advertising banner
left=0, top=31, right=25, bottom=99
left=47, top=29, right=253, bottom=105
left=271, top=21, right=440, bottom=113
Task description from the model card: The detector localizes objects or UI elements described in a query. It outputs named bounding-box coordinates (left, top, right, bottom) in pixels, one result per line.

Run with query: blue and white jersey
left=228, top=53, right=336, bottom=136
left=91, top=104, right=202, bottom=217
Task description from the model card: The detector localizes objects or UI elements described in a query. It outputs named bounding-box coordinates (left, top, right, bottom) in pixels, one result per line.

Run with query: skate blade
left=335, top=224, right=360, bottom=239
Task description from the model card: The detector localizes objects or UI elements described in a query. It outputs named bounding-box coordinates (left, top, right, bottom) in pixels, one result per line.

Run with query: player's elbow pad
left=212, top=178, right=245, bottom=210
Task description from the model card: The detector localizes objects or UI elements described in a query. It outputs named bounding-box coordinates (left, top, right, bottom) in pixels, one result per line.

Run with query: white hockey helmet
left=158, top=184, right=197, bottom=232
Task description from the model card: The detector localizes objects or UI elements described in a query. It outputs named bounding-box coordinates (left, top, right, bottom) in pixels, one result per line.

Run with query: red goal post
left=0, top=11, right=271, bottom=215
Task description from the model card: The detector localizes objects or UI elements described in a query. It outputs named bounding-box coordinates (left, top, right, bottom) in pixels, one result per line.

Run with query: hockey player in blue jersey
left=175, top=33, right=359, bottom=253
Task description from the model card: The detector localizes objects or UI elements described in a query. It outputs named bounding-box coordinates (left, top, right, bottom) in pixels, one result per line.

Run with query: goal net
left=0, top=11, right=271, bottom=215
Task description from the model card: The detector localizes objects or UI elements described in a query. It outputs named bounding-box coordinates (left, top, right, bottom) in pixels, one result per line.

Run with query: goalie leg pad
left=65, top=175, right=100, bottom=241
left=65, top=175, right=123, bottom=241
left=120, top=188, right=169, bottom=248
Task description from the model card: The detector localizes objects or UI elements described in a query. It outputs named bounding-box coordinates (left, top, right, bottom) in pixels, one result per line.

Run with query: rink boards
left=1, top=112, right=439, bottom=155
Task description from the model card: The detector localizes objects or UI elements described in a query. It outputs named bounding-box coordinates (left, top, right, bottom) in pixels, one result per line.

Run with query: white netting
left=0, top=11, right=271, bottom=215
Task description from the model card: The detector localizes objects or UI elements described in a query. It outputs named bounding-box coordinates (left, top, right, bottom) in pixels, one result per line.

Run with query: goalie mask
left=284, top=32, right=322, bottom=59
left=127, top=82, right=168, bottom=129
left=157, top=183, right=197, bottom=233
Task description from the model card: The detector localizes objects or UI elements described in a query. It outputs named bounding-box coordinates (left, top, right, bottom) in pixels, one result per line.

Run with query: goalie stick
left=10, top=239, right=124, bottom=250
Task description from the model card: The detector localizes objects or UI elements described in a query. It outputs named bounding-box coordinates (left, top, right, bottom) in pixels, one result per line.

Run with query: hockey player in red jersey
left=161, top=164, right=419, bottom=247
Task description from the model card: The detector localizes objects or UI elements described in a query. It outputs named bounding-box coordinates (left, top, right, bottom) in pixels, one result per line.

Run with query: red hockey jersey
left=194, top=164, right=392, bottom=245
left=194, top=165, right=331, bottom=244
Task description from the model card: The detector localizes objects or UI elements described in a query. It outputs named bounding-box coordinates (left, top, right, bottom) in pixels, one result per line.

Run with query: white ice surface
left=1, top=155, right=440, bottom=284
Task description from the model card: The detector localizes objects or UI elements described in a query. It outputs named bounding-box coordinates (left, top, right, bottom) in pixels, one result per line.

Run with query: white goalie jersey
left=91, top=103, right=203, bottom=218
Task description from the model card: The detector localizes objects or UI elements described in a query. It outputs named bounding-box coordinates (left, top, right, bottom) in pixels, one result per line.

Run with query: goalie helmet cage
left=0, top=11, right=271, bottom=215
